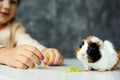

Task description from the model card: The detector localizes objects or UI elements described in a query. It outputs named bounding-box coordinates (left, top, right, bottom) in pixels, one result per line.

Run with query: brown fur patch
left=111, top=58, right=119, bottom=70
left=85, top=36, right=94, bottom=45
left=76, top=47, right=80, bottom=52
left=87, top=41, right=92, bottom=47
left=86, top=36, right=93, bottom=41
left=111, top=51, right=120, bottom=70
left=117, top=51, right=120, bottom=59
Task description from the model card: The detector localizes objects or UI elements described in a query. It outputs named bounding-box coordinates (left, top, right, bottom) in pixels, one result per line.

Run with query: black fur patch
left=79, top=41, right=84, bottom=48
left=87, top=43, right=101, bottom=63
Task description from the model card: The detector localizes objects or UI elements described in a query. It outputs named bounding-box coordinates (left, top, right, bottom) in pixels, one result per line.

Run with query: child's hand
left=41, top=48, right=64, bottom=66
left=0, top=45, right=43, bottom=69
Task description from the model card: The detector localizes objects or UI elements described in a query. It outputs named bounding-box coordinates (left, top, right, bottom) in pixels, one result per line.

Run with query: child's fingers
left=53, top=55, right=64, bottom=66
left=16, top=55, right=34, bottom=68
left=52, top=49, right=62, bottom=65
left=13, top=60, right=28, bottom=69
left=49, top=48, right=64, bottom=65
left=22, top=45, right=43, bottom=59
left=20, top=50, right=40, bottom=64
left=54, top=59, right=62, bottom=66
left=42, top=48, right=64, bottom=66
left=47, top=51, right=55, bottom=65
left=41, top=48, right=47, bottom=53
left=42, top=49, right=55, bottom=65
left=58, top=57, right=64, bottom=65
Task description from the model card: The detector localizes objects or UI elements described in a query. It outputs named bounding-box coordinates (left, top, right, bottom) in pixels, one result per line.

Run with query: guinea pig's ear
left=86, top=36, right=104, bottom=48
left=87, top=42, right=101, bottom=63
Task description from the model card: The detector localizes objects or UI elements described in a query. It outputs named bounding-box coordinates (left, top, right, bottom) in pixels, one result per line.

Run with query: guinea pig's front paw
left=98, top=69, right=106, bottom=72
left=82, top=68, right=91, bottom=72
left=81, top=65, right=91, bottom=72
left=82, top=69, right=90, bottom=72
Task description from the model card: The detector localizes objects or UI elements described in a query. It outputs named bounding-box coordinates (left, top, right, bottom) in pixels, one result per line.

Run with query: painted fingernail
left=43, top=61, right=52, bottom=66
left=45, top=54, right=50, bottom=61
left=48, top=64, right=53, bottom=66
left=32, top=64, right=35, bottom=68
left=49, top=64, right=54, bottom=66
left=38, top=61, right=42, bottom=65
left=44, top=61, right=48, bottom=65
left=40, top=56, right=44, bottom=60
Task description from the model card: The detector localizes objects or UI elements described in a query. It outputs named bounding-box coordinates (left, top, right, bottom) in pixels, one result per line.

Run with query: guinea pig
left=76, top=36, right=120, bottom=71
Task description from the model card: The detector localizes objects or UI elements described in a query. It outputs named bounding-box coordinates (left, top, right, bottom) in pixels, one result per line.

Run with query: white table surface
left=0, top=58, right=120, bottom=80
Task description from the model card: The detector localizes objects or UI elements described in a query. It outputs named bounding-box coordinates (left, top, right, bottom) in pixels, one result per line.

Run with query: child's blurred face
left=0, top=0, right=18, bottom=25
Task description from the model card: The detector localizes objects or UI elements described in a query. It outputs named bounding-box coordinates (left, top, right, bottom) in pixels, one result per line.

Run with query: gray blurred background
left=16, top=0, right=120, bottom=58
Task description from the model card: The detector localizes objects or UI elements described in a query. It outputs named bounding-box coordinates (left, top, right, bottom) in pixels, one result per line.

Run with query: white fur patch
left=77, top=40, right=89, bottom=63
left=90, top=40, right=118, bottom=70
left=77, top=36, right=118, bottom=71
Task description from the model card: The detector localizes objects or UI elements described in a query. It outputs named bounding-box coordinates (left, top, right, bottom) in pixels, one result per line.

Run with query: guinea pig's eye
left=79, top=41, right=84, bottom=48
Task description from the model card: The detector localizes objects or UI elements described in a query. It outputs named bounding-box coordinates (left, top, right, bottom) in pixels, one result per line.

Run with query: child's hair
left=18, top=0, right=20, bottom=5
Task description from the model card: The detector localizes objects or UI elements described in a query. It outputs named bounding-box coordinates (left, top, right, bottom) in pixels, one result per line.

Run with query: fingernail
left=29, top=64, right=35, bottom=68
left=38, top=61, right=42, bottom=65
left=49, top=64, right=54, bottom=66
left=43, top=61, right=52, bottom=66
left=32, top=64, right=35, bottom=68
left=40, top=56, right=44, bottom=60
left=45, top=54, right=50, bottom=61
left=48, top=64, right=53, bottom=66
left=43, top=61, right=48, bottom=65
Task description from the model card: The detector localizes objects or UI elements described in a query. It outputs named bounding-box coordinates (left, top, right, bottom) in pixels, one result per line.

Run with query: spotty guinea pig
left=76, top=36, right=120, bottom=71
